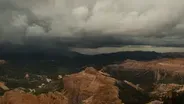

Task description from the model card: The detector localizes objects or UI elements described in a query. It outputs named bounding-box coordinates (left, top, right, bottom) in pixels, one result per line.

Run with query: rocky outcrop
left=103, top=58, right=184, bottom=91
left=2, top=58, right=184, bottom=104
left=120, top=58, right=184, bottom=73
left=0, top=90, right=68, bottom=104
left=63, top=67, right=122, bottom=104
left=147, top=100, right=163, bottom=104
left=38, top=92, right=68, bottom=104
left=0, top=60, right=6, bottom=65
left=150, top=83, right=184, bottom=104
left=0, top=67, right=122, bottom=104
left=0, top=82, right=9, bottom=92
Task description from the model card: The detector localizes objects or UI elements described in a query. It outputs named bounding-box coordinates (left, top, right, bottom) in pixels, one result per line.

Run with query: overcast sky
left=0, top=0, right=184, bottom=53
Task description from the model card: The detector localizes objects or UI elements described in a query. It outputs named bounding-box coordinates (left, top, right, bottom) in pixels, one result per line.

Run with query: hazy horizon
left=72, top=45, right=184, bottom=55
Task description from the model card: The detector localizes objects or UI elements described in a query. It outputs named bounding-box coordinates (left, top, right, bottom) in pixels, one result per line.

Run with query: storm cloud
left=0, top=0, right=184, bottom=48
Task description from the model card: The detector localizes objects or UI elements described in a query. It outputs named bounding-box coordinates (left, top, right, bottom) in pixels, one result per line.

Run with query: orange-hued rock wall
left=0, top=67, right=122, bottom=104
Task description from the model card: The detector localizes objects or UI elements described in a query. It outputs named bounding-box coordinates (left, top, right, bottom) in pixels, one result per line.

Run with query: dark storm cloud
left=0, top=0, right=184, bottom=48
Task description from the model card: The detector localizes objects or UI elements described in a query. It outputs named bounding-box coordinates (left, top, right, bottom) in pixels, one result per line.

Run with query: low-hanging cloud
left=0, top=0, right=184, bottom=48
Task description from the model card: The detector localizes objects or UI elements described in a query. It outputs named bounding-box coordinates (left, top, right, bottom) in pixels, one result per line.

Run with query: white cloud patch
left=26, top=24, right=45, bottom=36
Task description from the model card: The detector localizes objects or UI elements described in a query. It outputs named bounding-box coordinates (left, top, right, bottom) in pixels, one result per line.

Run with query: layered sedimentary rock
left=1, top=63, right=184, bottom=104
left=150, top=83, right=184, bottom=104
left=147, top=100, right=163, bottom=104
left=63, top=67, right=122, bottom=104
left=0, top=67, right=122, bottom=104
left=103, top=58, right=184, bottom=90
left=0, top=90, right=68, bottom=104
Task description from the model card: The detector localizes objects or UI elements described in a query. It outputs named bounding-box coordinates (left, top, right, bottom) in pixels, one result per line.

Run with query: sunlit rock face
left=103, top=58, right=184, bottom=91
left=0, top=67, right=122, bottom=104
left=0, top=91, right=68, bottom=104
left=63, top=67, right=122, bottom=104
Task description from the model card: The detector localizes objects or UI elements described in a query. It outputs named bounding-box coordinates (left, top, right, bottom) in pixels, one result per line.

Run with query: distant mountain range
left=1, top=43, right=184, bottom=67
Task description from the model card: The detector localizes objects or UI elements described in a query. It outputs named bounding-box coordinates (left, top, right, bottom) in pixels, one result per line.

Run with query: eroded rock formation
left=2, top=60, right=184, bottom=104
left=63, top=67, right=122, bottom=104
left=0, top=67, right=122, bottom=104
left=103, top=58, right=184, bottom=90
left=0, top=90, right=68, bottom=104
